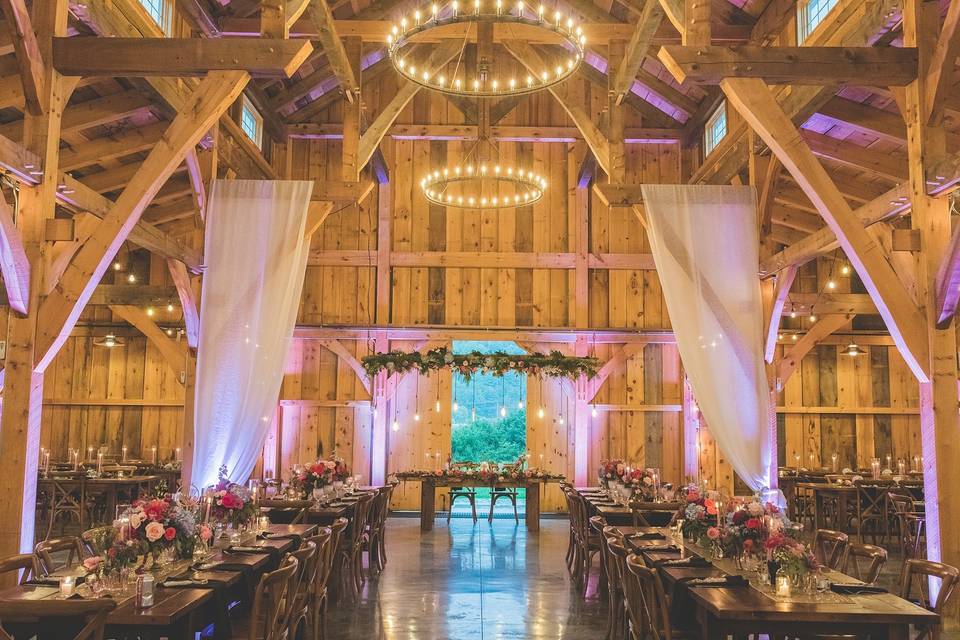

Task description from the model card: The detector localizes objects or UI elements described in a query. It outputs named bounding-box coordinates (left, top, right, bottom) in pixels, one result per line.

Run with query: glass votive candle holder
left=258, top=516, right=270, bottom=532
left=60, top=576, right=75, bottom=597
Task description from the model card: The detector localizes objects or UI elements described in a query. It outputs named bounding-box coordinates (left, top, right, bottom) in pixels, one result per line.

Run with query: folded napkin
left=681, top=575, right=749, bottom=588
left=161, top=579, right=204, bottom=588
left=24, top=578, right=62, bottom=587
left=630, top=532, right=666, bottom=540
left=830, top=583, right=888, bottom=595
left=636, top=544, right=680, bottom=552
left=226, top=546, right=266, bottom=554
left=266, top=533, right=299, bottom=540
left=655, top=557, right=712, bottom=568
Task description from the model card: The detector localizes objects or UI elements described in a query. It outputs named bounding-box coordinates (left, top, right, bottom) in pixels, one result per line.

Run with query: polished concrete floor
left=326, top=516, right=608, bottom=640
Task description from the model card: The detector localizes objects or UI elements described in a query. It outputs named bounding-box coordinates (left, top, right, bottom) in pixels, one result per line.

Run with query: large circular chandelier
left=420, top=160, right=547, bottom=209
left=386, top=1, right=586, bottom=98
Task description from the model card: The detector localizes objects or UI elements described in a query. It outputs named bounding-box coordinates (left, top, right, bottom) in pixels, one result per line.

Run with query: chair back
left=304, top=528, right=333, bottom=599
left=285, top=542, right=317, bottom=626
left=80, top=526, right=116, bottom=558
left=322, top=518, right=349, bottom=587
left=260, top=499, right=314, bottom=524
left=0, top=599, right=116, bottom=640
left=899, top=559, right=960, bottom=617
left=0, top=554, right=35, bottom=585
left=34, top=537, right=86, bottom=576
left=247, top=555, right=298, bottom=640
left=812, top=529, right=848, bottom=570
left=348, top=493, right=376, bottom=550
left=841, top=542, right=887, bottom=584
left=624, top=554, right=675, bottom=640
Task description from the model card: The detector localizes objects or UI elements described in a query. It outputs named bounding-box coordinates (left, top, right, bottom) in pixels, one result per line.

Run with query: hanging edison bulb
left=392, top=420, right=400, bottom=431
left=537, top=406, right=545, bottom=419
left=591, top=406, right=598, bottom=418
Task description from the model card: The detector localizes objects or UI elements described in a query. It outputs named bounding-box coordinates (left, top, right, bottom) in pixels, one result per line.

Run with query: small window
left=797, top=0, right=839, bottom=42
left=703, top=101, right=727, bottom=156
left=240, top=95, right=264, bottom=149
left=139, top=0, right=172, bottom=34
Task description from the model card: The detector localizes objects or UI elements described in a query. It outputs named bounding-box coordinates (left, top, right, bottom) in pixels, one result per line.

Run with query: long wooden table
left=578, top=487, right=679, bottom=527
left=414, top=477, right=562, bottom=532
left=0, top=523, right=316, bottom=639
left=616, top=526, right=938, bottom=640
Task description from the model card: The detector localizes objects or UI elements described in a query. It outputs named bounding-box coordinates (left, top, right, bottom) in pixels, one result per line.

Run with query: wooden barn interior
left=0, top=0, right=958, bottom=638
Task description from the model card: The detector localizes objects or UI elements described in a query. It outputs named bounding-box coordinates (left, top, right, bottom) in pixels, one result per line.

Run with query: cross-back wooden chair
left=899, top=559, right=960, bottom=640
left=0, top=554, right=36, bottom=586
left=34, top=536, right=87, bottom=576
left=602, top=534, right=629, bottom=640
left=303, top=528, right=332, bottom=640
left=888, top=492, right=925, bottom=560
left=317, top=518, right=348, bottom=634
left=338, top=493, right=375, bottom=600
left=364, top=484, right=393, bottom=572
left=853, top=480, right=889, bottom=544
left=624, top=554, right=692, bottom=640
left=260, top=499, right=314, bottom=525
left=840, top=542, right=887, bottom=584
left=232, top=554, right=298, bottom=640
left=285, top=541, right=317, bottom=640
left=0, top=599, right=116, bottom=640
left=812, top=529, right=848, bottom=570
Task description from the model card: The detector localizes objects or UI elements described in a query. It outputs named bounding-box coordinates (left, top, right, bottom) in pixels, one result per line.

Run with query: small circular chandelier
left=420, top=160, right=547, bottom=209
left=386, top=0, right=586, bottom=98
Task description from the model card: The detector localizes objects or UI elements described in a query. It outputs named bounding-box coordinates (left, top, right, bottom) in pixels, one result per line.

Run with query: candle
left=151, top=446, right=157, bottom=465
left=60, top=576, right=75, bottom=597
left=831, top=452, right=838, bottom=472
left=175, top=447, right=181, bottom=462
left=808, top=453, right=815, bottom=468
left=912, top=455, right=920, bottom=472
left=871, top=458, right=881, bottom=480
left=897, top=459, right=906, bottom=476
left=885, top=454, right=892, bottom=470
left=258, top=516, right=270, bottom=533
left=775, top=573, right=791, bottom=597
left=716, top=501, right=723, bottom=526
left=72, top=449, right=79, bottom=472
left=87, top=446, right=94, bottom=463
left=120, top=516, right=130, bottom=540
left=121, top=445, right=128, bottom=462
left=793, top=453, right=800, bottom=468
left=204, top=496, right=212, bottom=523
left=97, top=452, right=103, bottom=476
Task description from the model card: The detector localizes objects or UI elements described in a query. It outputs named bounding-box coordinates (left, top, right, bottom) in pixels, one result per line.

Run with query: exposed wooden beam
left=924, top=0, right=960, bottom=125
left=775, top=314, right=853, bottom=385
left=612, top=0, right=664, bottom=105
left=682, top=0, right=711, bottom=45
left=0, top=189, right=29, bottom=313
left=288, top=122, right=683, bottom=143
left=659, top=45, right=918, bottom=85
left=35, top=71, right=249, bottom=373
left=109, top=305, right=186, bottom=378
left=801, top=129, right=908, bottom=182
left=763, top=265, right=795, bottom=362
left=183, top=148, right=205, bottom=220
left=319, top=339, right=372, bottom=394
left=306, top=0, right=360, bottom=101
left=59, top=121, right=167, bottom=171
left=0, top=0, right=45, bottom=114
left=0, top=89, right=153, bottom=141
left=51, top=37, right=313, bottom=78
left=722, top=77, right=929, bottom=381
left=167, top=258, right=199, bottom=349
left=785, top=292, right=878, bottom=316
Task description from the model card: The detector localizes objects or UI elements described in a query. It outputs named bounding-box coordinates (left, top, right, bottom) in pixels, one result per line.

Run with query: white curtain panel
left=640, top=184, right=775, bottom=495
left=192, top=180, right=314, bottom=489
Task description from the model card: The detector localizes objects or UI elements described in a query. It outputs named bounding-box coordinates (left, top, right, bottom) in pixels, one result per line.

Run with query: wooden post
left=903, top=0, right=960, bottom=624
left=341, top=36, right=362, bottom=182
left=0, top=0, right=68, bottom=566
left=573, top=335, right=590, bottom=485
left=181, top=350, right=198, bottom=490
left=370, top=335, right=390, bottom=484
left=375, top=182, right=391, bottom=323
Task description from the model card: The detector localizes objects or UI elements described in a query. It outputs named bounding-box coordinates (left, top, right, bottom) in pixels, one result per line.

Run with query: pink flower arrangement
left=291, top=457, right=351, bottom=496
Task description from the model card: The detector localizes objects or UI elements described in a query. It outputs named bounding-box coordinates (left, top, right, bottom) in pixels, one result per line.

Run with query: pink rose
left=706, top=527, right=720, bottom=540
left=325, top=460, right=337, bottom=470
left=145, top=521, right=165, bottom=542
left=164, top=527, right=176, bottom=541
left=220, top=492, right=243, bottom=509
left=82, top=556, right=101, bottom=573
left=199, top=524, right=212, bottom=542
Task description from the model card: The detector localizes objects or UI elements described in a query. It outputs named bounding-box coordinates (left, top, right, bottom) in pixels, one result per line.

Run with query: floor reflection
left=326, top=517, right=607, bottom=639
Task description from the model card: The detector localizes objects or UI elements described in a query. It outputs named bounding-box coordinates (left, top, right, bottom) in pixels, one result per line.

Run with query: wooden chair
left=0, top=599, right=116, bottom=640
left=447, top=486, right=478, bottom=522
left=286, top=541, right=317, bottom=640
left=840, top=542, right=887, bottom=584
left=231, top=555, right=299, bottom=640
left=853, top=480, right=889, bottom=544
left=337, top=493, right=374, bottom=601
left=80, top=526, right=116, bottom=557
left=624, top=554, right=692, bottom=640
left=260, top=499, right=314, bottom=525
left=0, top=554, right=36, bottom=585
left=602, top=535, right=629, bottom=640
left=34, top=536, right=87, bottom=576
left=812, top=529, right=848, bottom=570
left=567, top=490, right=601, bottom=595
left=588, top=516, right=609, bottom=601
left=302, top=528, right=332, bottom=640
left=364, top=484, right=395, bottom=572
left=561, top=485, right=578, bottom=575
left=888, top=492, right=925, bottom=560
left=899, top=559, right=960, bottom=640
left=318, top=518, right=348, bottom=635
left=488, top=487, right=519, bottom=523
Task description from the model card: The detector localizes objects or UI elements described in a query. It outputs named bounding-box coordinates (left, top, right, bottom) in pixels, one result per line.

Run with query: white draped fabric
left=640, top=185, right=775, bottom=495
left=191, top=180, right=314, bottom=489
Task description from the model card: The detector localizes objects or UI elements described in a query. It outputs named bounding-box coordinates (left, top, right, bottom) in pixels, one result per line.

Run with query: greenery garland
left=361, top=347, right=599, bottom=381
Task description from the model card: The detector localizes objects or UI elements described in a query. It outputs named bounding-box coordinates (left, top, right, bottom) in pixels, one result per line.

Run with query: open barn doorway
left=449, top=340, right=527, bottom=519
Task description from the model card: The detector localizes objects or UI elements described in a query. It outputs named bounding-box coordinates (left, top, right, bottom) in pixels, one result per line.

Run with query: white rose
left=129, top=513, right=143, bottom=529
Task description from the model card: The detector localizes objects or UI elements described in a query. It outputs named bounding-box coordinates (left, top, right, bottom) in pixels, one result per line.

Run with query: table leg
left=838, top=492, right=849, bottom=533
left=421, top=481, right=435, bottom=532
left=887, top=623, right=909, bottom=640
left=525, top=482, right=540, bottom=532
left=814, top=491, right=821, bottom=532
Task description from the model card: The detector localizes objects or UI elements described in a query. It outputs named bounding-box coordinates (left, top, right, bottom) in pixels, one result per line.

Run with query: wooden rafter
left=51, top=38, right=312, bottom=78
left=183, top=148, right=205, bottom=220
left=612, top=0, right=664, bottom=105
left=320, top=339, right=372, bottom=394
left=775, top=314, right=854, bottom=386
left=721, top=77, right=929, bottom=381
left=763, top=265, right=795, bottom=362
left=167, top=258, right=199, bottom=349
left=307, top=0, right=360, bottom=102
left=658, top=45, right=918, bottom=86
left=35, top=70, right=250, bottom=373
left=0, top=190, right=29, bottom=314
left=924, top=0, right=960, bottom=125
left=109, top=305, right=186, bottom=378
left=0, top=0, right=45, bottom=115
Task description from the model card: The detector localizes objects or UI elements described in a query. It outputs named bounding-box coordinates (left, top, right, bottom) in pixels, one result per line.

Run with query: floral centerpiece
left=599, top=459, right=625, bottom=486
left=678, top=485, right=718, bottom=542
left=765, top=532, right=819, bottom=582
left=623, top=468, right=659, bottom=501
left=291, top=457, right=351, bottom=496
left=208, top=466, right=258, bottom=528
left=718, top=498, right=789, bottom=559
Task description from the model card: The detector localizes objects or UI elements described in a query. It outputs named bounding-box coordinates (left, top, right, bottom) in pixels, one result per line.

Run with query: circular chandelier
left=386, top=1, right=586, bottom=98
left=420, top=161, right=547, bottom=209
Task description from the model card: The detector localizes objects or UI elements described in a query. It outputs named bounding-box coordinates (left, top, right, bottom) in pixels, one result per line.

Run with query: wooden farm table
left=797, top=482, right=857, bottom=532
left=0, top=523, right=314, bottom=639
left=413, top=477, right=562, bottom=532
left=38, top=474, right=159, bottom=533
left=578, top=488, right=679, bottom=527
left=614, top=526, right=938, bottom=640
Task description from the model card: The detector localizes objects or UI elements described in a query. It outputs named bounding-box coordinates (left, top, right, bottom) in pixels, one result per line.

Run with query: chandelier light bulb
left=809, top=314, right=817, bottom=322
left=146, top=307, right=154, bottom=317
left=392, top=420, right=400, bottom=432
left=518, top=400, right=524, bottom=408
left=113, top=261, right=122, bottom=271
left=791, top=334, right=798, bottom=341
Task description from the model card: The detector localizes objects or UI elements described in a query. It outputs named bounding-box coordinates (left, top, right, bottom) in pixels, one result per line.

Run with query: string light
left=591, top=406, right=597, bottom=418
left=386, top=0, right=585, bottom=98
left=127, top=273, right=136, bottom=283
left=827, top=280, right=836, bottom=289
left=809, top=314, right=817, bottom=323
left=113, top=261, right=122, bottom=271
left=841, top=264, right=850, bottom=276
left=537, top=406, right=545, bottom=419
left=146, top=307, right=154, bottom=317
left=167, top=303, right=174, bottom=312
